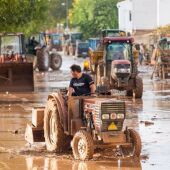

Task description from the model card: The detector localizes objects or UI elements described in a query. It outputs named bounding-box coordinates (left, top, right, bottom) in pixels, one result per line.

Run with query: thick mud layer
left=0, top=59, right=170, bottom=169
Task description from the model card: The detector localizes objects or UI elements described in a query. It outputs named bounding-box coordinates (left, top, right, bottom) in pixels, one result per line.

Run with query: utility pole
left=66, top=0, right=69, bottom=31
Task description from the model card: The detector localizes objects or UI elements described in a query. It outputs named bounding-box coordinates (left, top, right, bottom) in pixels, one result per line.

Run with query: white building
left=117, top=0, right=170, bottom=33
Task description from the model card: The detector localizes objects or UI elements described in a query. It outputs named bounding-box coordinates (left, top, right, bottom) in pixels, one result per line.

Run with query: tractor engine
left=111, top=60, right=131, bottom=88
left=84, top=98, right=126, bottom=133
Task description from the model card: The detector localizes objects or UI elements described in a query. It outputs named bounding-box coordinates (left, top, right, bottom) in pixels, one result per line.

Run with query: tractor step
left=25, top=123, right=45, bottom=144
left=32, top=107, right=45, bottom=128
left=25, top=107, right=45, bottom=144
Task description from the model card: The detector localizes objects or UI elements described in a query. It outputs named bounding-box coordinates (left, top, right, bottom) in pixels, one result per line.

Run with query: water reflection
left=26, top=156, right=142, bottom=170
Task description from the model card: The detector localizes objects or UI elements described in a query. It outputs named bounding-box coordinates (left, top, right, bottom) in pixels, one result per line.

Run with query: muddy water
left=0, top=61, right=170, bottom=169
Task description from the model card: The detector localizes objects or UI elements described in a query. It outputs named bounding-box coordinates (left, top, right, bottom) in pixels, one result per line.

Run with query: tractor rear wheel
left=121, top=129, right=141, bottom=157
left=44, top=98, right=66, bottom=152
left=50, top=53, right=62, bottom=70
left=72, top=130, right=94, bottom=160
left=36, top=48, right=49, bottom=71
left=133, top=77, right=143, bottom=98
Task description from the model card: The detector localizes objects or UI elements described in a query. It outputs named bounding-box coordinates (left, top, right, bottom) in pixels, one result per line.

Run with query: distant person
left=29, top=36, right=39, bottom=55
left=139, top=44, right=144, bottom=65
left=68, top=64, right=96, bottom=96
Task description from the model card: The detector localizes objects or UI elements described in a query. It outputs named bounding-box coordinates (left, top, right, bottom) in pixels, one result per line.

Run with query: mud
left=0, top=57, right=170, bottom=169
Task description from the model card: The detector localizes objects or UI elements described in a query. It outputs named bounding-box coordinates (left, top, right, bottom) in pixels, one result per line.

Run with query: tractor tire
left=50, top=53, right=62, bottom=70
left=72, top=130, right=94, bottom=160
left=36, top=48, right=49, bottom=71
left=133, top=77, right=143, bottom=98
left=121, top=129, right=141, bottom=157
left=44, top=98, right=66, bottom=152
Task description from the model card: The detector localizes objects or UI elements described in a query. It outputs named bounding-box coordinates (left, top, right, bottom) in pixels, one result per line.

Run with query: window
left=129, top=11, right=132, bottom=21
left=1, top=36, right=20, bottom=54
left=106, top=42, right=131, bottom=61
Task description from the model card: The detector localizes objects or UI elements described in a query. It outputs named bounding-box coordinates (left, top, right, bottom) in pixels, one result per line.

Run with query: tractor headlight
left=117, top=114, right=125, bottom=119
left=110, top=113, right=117, bottom=120
left=102, top=114, right=110, bottom=120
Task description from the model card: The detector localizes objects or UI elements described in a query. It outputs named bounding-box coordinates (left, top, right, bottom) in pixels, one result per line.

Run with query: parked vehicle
left=75, top=41, right=89, bottom=58
left=63, top=32, right=83, bottom=56
left=88, top=38, right=100, bottom=51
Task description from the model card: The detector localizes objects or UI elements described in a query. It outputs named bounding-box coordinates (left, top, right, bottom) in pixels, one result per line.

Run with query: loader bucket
left=0, top=63, right=34, bottom=92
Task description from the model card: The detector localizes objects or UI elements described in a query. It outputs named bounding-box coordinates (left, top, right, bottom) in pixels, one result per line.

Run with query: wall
left=117, top=0, right=132, bottom=32
left=132, top=0, right=157, bottom=30
left=159, top=0, right=170, bottom=27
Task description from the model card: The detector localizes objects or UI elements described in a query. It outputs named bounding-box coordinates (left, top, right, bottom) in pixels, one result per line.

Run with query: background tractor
left=28, top=32, right=62, bottom=72
left=63, top=32, right=83, bottom=56
left=101, top=29, right=127, bottom=38
left=47, top=33, right=63, bottom=51
left=25, top=90, right=142, bottom=160
left=88, top=36, right=143, bottom=98
left=0, top=33, right=34, bottom=92
left=75, top=41, right=89, bottom=58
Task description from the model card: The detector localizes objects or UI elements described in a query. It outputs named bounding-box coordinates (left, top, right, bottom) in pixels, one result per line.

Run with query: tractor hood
left=112, top=60, right=131, bottom=66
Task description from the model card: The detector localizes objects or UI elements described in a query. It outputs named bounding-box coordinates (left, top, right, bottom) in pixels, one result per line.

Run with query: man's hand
left=67, top=87, right=74, bottom=97
left=90, top=84, right=96, bottom=94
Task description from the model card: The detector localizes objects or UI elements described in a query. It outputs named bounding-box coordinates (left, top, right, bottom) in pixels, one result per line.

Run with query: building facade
left=117, top=0, right=170, bottom=33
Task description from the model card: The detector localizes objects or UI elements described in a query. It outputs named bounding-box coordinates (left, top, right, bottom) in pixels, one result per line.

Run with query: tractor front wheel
left=121, top=129, right=141, bottom=157
left=50, top=53, right=62, bottom=70
left=133, top=77, right=143, bottom=98
left=72, top=130, right=94, bottom=160
left=36, top=48, right=49, bottom=71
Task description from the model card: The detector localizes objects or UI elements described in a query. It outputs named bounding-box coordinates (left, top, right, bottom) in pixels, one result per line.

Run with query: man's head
left=70, top=64, right=82, bottom=78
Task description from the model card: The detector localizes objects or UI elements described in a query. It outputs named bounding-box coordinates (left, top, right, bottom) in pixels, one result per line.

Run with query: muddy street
left=0, top=56, right=169, bottom=170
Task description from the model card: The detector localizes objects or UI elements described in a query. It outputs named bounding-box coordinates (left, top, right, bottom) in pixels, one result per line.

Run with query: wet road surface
left=0, top=57, right=169, bottom=170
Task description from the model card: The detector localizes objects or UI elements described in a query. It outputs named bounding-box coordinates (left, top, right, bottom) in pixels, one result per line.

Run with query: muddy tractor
left=151, top=36, right=170, bottom=79
left=25, top=90, right=141, bottom=161
left=88, top=36, right=143, bottom=98
left=43, top=33, right=63, bottom=51
left=28, top=33, right=62, bottom=72
left=0, top=33, right=34, bottom=92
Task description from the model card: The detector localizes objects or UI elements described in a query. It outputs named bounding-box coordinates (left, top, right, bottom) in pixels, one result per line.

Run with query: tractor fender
left=47, top=92, right=68, bottom=132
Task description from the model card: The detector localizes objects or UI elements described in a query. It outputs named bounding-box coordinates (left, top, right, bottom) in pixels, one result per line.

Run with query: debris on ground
left=140, top=121, right=154, bottom=126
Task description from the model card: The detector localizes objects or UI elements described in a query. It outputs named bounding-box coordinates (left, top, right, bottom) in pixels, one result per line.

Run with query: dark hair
left=70, top=64, right=81, bottom=73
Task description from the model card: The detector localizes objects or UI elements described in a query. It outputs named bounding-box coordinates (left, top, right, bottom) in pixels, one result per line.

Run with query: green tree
left=0, top=0, right=50, bottom=34
left=71, top=0, right=119, bottom=38
left=0, top=0, right=73, bottom=35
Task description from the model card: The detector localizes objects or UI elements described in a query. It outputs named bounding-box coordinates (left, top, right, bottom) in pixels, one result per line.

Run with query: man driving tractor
left=68, top=64, right=96, bottom=96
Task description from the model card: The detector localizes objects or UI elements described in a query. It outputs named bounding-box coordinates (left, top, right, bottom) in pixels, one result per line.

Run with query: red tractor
left=88, top=36, right=143, bottom=98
